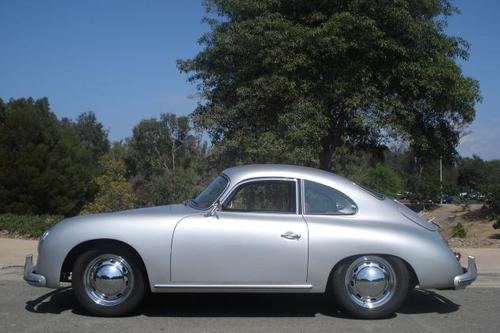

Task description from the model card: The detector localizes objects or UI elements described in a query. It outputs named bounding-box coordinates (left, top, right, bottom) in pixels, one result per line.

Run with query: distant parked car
left=441, top=195, right=454, bottom=204
left=24, top=165, right=477, bottom=319
left=396, top=191, right=413, bottom=201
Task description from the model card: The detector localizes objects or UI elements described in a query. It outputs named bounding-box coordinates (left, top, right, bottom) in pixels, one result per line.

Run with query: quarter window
left=224, top=180, right=296, bottom=213
left=304, top=180, right=357, bottom=215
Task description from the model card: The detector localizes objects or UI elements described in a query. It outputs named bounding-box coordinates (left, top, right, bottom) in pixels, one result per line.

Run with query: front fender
left=35, top=213, right=181, bottom=289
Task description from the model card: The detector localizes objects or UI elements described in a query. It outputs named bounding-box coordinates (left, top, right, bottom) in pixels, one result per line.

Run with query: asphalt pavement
left=1, top=266, right=499, bottom=333
left=1, top=239, right=499, bottom=332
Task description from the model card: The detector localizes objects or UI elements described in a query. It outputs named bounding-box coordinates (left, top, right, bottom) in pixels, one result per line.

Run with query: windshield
left=190, top=174, right=229, bottom=209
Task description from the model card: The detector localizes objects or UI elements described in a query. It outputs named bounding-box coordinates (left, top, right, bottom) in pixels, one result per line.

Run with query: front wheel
left=72, top=246, right=146, bottom=316
left=332, top=255, right=410, bottom=319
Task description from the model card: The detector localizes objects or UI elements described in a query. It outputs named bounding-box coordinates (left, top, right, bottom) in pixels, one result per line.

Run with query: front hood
left=110, top=204, right=197, bottom=217
left=53, top=204, right=199, bottom=231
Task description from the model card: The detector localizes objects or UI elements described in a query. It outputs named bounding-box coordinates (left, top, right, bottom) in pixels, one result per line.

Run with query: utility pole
left=440, top=156, right=443, bottom=205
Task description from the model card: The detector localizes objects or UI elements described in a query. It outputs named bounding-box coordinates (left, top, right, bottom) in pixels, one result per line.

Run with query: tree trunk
left=319, top=125, right=343, bottom=171
left=319, top=142, right=333, bottom=171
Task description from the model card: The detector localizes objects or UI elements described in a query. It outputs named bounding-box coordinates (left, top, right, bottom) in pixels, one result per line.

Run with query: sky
left=0, top=0, right=499, bottom=160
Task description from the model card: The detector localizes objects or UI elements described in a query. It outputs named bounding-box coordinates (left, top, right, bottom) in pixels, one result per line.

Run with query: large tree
left=125, top=113, right=208, bottom=205
left=72, top=111, right=110, bottom=160
left=81, top=149, right=136, bottom=214
left=0, top=98, right=98, bottom=215
left=179, top=0, right=480, bottom=170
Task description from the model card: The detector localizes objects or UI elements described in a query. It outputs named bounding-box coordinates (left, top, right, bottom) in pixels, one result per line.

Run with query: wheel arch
left=326, top=253, right=420, bottom=292
left=60, top=238, right=150, bottom=289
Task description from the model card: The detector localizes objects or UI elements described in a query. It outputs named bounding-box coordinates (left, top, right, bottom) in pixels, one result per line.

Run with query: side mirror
left=205, top=200, right=222, bottom=218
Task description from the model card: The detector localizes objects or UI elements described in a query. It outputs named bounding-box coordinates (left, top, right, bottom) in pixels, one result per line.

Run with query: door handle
left=281, top=231, right=301, bottom=240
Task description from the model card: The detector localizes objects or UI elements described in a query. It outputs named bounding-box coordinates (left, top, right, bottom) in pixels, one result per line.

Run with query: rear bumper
left=23, top=254, right=47, bottom=287
left=453, top=256, right=477, bottom=289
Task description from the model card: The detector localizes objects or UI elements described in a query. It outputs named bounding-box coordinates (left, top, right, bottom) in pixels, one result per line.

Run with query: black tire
left=72, top=245, right=147, bottom=316
left=332, top=255, right=410, bottom=319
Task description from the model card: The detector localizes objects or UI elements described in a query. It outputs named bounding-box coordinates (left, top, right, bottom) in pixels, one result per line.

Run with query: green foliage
left=329, top=146, right=377, bottom=184
left=0, top=98, right=98, bottom=216
left=150, top=168, right=204, bottom=205
left=179, top=0, right=480, bottom=170
left=0, top=1, right=487, bottom=224
left=72, top=111, right=110, bottom=159
left=457, top=156, right=500, bottom=215
left=457, top=155, right=486, bottom=193
left=126, top=113, right=209, bottom=206
left=81, top=151, right=137, bottom=214
left=485, top=185, right=500, bottom=229
left=406, top=173, right=440, bottom=208
left=452, top=222, right=467, bottom=238
left=366, top=166, right=403, bottom=197
left=0, top=214, right=64, bottom=238
left=482, top=164, right=500, bottom=218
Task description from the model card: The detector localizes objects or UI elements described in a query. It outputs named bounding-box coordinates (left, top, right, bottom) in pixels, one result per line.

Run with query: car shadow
left=398, top=289, right=460, bottom=314
left=25, top=287, right=76, bottom=315
left=25, top=288, right=459, bottom=318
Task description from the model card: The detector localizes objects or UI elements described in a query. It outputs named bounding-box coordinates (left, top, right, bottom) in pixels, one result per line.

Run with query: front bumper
left=453, top=255, right=477, bottom=289
left=23, top=254, right=47, bottom=287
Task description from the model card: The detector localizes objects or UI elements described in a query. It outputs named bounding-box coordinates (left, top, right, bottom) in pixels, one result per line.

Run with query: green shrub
left=366, top=166, right=403, bottom=198
left=452, top=223, right=467, bottom=238
left=0, top=214, right=64, bottom=238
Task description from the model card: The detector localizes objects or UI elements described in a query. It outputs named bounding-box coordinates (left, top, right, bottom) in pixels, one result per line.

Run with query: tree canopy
left=72, top=111, right=110, bottom=160
left=178, top=0, right=480, bottom=170
left=125, top=113, right=209, bottom=206
left=0, top=98, right=98, bottom=215
left=81, top=148, right=136, bottom=214
left=366, top=166, right=403, bottom=197
left=0, top=2, right=491, bottom=219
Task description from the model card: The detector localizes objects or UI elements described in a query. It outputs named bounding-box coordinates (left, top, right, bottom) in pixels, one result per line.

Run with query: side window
left=224, top=180, right=296, bottom=213
left=304, top=180, right=357, bottom=215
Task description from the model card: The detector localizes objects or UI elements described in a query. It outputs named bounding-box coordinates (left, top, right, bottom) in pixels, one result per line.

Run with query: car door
left=170, top=178, right=309, bottom=284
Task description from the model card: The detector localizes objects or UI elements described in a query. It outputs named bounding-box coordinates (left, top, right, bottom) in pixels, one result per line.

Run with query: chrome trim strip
left=454, top=256, right=477, bottom=289
left=154, top=284, right=313, bottom=289
left=23, top=254, right=47, bottom=287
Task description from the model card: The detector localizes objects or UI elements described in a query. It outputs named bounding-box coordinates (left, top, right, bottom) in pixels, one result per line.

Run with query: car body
left=24, top=164, right=477, bottom=318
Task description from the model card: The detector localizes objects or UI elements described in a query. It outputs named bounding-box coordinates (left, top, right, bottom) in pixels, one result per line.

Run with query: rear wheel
left=332, top=255, right=410, bottom=319
left=72, top=246, right=146, bottom=316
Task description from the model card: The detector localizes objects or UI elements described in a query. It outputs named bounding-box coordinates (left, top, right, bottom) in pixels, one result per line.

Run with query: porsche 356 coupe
left=24, top=164, right=476, bottom=318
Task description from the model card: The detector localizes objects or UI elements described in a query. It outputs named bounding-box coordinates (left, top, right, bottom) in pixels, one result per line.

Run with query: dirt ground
left=420, top=204, right=500, bottom=248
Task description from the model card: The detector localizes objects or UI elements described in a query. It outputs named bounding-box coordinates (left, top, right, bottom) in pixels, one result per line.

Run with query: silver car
left=24, top=164, right=477, bottom=318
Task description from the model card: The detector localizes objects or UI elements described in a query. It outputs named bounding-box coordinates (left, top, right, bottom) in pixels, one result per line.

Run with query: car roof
left=222, top=164, right=354, bottom=188
left=220, top=164, right=390, bottom=215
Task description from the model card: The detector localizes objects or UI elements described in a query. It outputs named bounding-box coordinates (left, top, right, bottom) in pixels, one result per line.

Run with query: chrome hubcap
left=84, top=254, right=133, bottom=306
left=345, top=256, right=396, bottom=309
